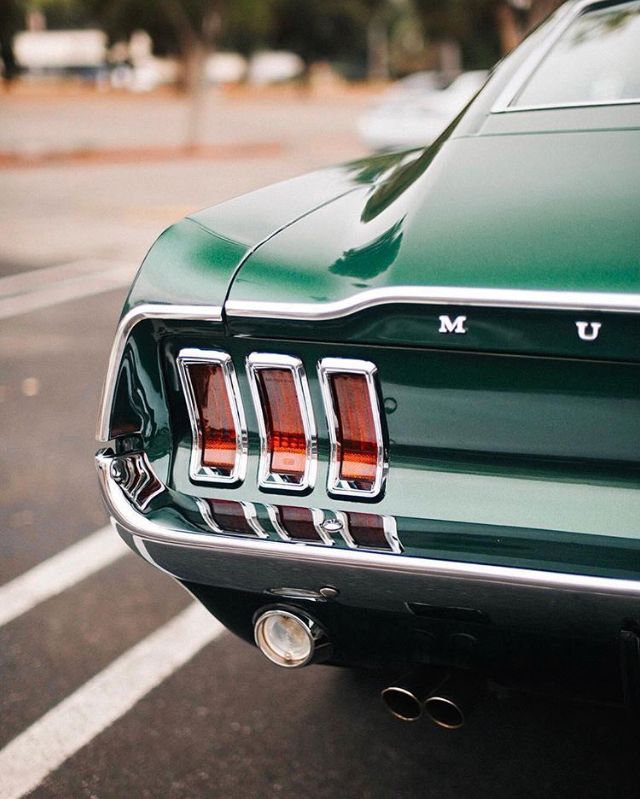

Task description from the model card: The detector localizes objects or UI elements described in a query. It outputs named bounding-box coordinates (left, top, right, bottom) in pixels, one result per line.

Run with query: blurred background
left=0, top=0, right=565, bottom=273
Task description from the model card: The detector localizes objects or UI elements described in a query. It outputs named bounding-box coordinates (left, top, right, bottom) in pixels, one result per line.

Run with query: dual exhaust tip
left=382, top=668, right=480, bottom=729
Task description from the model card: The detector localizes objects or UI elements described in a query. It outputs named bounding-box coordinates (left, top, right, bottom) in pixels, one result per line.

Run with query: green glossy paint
left=125, top=156, right=407, bottom=312
left=226, top=130, right=640, bottom=353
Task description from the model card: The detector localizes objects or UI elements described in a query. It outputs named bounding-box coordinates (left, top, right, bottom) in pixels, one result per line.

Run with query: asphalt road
left=1, top=87, right=639, bottom=799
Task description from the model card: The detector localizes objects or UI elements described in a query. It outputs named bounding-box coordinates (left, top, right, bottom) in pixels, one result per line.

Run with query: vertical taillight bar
left=177, top=348, right=247, bottom=484
left=246, top=353, right=317, bottom=491
left=318, top=358, right=387, bottom=499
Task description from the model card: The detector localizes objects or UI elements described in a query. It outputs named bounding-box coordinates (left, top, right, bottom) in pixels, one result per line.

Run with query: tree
left=412, top=0, right=564, bottom=69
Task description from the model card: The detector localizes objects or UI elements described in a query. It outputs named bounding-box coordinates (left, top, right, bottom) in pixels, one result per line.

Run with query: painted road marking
left=0, top=603, right=224, bottom=799
left=0, top=525, right=127, bottom=628
left=0, top=258, right=136, bottom=320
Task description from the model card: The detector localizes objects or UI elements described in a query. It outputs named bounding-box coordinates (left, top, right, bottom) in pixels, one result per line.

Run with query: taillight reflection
left=198, top=498, right=266, bottom=537
left=267, top=505, right=331, bottom=545
left=338, top=511, right=401, bottom=553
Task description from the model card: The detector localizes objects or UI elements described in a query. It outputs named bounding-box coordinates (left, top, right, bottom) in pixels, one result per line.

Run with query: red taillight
left=339, top=511, right=401, bottom=552
left=189, top=363, right=237, bottom=470
left=330, top=373, right=378, bottom=488
left=268, top=505, right=331, bottom=545
left=257, top=369, right=307, bottom=478
left=177, top=349, right=247, bottom=484
left=198, top=498, right=266, bottom=537
left=247, top=354, right=317, bottom=491
left=318, top=358, right=386, bottom=498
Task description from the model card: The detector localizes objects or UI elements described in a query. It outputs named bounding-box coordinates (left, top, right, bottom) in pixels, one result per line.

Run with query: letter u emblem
left=575, top=321, right=602, bottom=341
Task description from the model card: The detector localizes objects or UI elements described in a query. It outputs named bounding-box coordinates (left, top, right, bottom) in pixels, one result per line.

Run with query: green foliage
left=2, top=0, right=564, bottom=70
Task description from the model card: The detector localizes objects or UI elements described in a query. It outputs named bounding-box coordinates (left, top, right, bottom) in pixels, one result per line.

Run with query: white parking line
left=0, top=603, right=224, bottom=799
left=0, top=526, right=127, bottom=628
left=0, top=259, right=136, bottom=320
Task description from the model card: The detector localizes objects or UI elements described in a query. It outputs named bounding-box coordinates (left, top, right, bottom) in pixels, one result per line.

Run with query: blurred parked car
left=247, top=51, right=305, bottom=85
left=358, top=70, right=489, bottom=151
left=382, top=70, right=448, bottom=99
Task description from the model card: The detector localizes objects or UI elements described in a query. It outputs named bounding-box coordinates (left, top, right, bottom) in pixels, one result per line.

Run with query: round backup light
left=254, top=610, right=327, bottom=668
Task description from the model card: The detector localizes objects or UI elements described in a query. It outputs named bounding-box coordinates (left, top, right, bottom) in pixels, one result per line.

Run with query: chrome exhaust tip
left=381, top=668, right=447, bottom=722
left=253, top=608, right=331, bottom=668
left=424, top=672, right=482, bottom=730
left=382, top=669, right=482, bottom=727
left=424, top=695, right=465, bottom=730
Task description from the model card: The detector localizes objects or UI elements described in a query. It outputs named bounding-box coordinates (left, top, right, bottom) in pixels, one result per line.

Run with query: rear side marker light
left=318, top=358, right=387, bottom=499
left=267, top=504, right=332, bottom=546
left=198, top=498, right=267, bottom=538
left=177, top=348, right=247, bottom=485
left=246, top=353, right=317, bottom=492
left=337, top=511, right=401, bottom=553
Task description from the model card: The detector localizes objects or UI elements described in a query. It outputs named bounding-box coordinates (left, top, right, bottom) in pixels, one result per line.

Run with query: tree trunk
left=162, top=0, right=222, bottom=148
left=526, top=0, right=564, bottom=32
left=183, top=39, right=207, bottom=150
left=495, top=3, right=523, bottom=55
left=367, top=14, right=389, bottom=82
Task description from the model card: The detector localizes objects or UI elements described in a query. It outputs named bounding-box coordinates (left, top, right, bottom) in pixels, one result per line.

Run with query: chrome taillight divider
left=317, top=357, right=388, bottom=500
left=176, top=348, right=248, bottom=485
left=245, top=353, right=318, bottom=492
left=335, top=511, right=402, bottom=553
left=266, top=504, right=333, bottom=546
left=197, top=498, right=268, bottom=538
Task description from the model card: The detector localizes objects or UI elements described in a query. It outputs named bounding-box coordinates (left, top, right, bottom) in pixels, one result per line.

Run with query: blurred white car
left=247, top=51, right=305, bottom=85
left=358, top=70, right=489, bottom=151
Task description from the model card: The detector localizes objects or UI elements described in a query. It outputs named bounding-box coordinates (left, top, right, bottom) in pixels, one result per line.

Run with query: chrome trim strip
left=245, top=353, right=318, bottom=493
left=318, top=358, right=387, bottom=500
left=498, top=98, right=640, bottom=113
left=96, top=303, right=223, bottom=443
left=96, top=450, right=640, bottom=597
left=226, top=286, right=640, bottom=321
left=176, top=348, right=248, bottom=485
left=491, top=0, right=638, bottom=114
left=336, top=511, right=402, bottom=554
left=197, top=497, right=268, bottom=539
left=382, top=515, right=402, bottom=553
left=266, top=504, right=332, bottom=546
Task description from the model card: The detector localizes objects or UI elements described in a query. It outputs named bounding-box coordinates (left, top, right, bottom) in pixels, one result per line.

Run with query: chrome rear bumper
left=96, top=449, right=640, bottom=637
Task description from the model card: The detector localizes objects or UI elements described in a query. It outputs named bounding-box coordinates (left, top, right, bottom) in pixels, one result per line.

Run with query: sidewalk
left=0, top=83, right=374, bottom=163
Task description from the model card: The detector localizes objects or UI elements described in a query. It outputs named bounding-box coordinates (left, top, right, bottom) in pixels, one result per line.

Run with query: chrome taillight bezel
left=176, top=348, right=248, bottom=485
left=317, top=357, right=388, bottom=499
left=246, top=353, right=318, bottom=493
left=335, top=511, right=402, bottom=553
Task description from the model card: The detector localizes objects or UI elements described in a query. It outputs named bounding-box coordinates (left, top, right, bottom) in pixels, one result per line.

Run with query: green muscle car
left=97, top=0, right=640, bottom=728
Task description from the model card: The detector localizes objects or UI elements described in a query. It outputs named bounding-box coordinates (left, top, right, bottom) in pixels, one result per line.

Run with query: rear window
left=512, top=1, right=640, bottom=108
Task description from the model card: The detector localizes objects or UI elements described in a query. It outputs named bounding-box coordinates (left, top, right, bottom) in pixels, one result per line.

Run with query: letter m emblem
left=438, top=315, right=468, bottom=334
